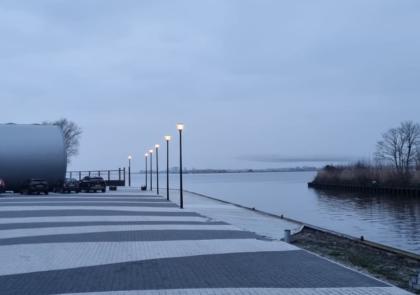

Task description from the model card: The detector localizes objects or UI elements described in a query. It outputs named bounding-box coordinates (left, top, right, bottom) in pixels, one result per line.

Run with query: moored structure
left=0, top=124, right=67, bottom=191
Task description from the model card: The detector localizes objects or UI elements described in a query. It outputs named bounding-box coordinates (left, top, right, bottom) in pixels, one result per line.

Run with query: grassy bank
left=292, top=227, right=420, bottom=294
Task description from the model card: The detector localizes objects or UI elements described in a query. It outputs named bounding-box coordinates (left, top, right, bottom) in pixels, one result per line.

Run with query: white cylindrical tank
left=0, top=124, right=67, bottom=191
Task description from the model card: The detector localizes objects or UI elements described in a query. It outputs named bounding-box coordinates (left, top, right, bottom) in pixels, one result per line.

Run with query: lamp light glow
left=128, top=155, right=132, bottom=160
left=165, top=135, right=171, bottom=141
left=155, top=144, right=160, bottom=148
left=176, top=123, right=184, bottom=131
left=149, top=149, right=153, bottom=154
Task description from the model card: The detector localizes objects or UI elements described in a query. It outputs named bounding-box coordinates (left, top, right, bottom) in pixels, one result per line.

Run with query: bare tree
left=43, top=119, right=82, bottom=164
left=400, top=121, right=420, bottom=172
left=416, top=145, right=420, bottom=170
left=375, top=121, right=420, bottom=175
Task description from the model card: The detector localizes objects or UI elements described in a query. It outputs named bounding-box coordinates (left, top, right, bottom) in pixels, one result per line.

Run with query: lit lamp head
left=144, top=153, right=148, bottom=157
left=155, top=144, right=160, bottom=149
left=149, top=149, right=153, bottom=154
left=164, top=135, right=171, bottom=141
left=176, top=123, right=184, bottom=131
left=128, top=155, right=132, bottom=160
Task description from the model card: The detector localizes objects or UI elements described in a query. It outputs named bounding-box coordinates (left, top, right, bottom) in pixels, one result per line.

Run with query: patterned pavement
left=0, top=192, right=411, bottom=295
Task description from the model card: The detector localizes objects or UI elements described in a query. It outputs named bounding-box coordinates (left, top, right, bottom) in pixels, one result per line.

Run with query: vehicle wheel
left=45, top=191, right=49, bottom=195
left=102, top=189, right=106, bottom=193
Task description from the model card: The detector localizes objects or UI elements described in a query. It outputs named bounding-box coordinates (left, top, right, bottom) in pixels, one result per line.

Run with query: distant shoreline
left=134, top=167, right=319, bottom=174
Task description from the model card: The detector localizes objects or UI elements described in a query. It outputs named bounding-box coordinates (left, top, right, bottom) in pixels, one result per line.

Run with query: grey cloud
left=0, top=0, right=419, bottom=170
left=237, top=155, right=356, bottom=163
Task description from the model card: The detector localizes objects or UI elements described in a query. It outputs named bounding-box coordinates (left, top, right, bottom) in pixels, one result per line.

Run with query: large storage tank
left=0, top=124, right=67, bottom=191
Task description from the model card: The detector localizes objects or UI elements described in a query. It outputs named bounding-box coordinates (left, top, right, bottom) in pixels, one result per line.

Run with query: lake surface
left=132, top=171, right=420, bottom=254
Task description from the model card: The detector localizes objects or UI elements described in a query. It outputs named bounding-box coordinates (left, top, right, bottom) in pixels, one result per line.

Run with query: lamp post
left=128, top=155, right=132, bottom=187
left=149, top=149, right=153, bottom=191
left=164, top=135, right=171, bottom=201
left=176, top=123, right=184, bottom=209
left=155, top=144, right=160, bottom=195
left=144, top=153, right=148, bottom=190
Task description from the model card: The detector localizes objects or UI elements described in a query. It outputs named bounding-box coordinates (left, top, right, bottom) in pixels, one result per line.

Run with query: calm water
left=132, top=171, right=420, bottom=254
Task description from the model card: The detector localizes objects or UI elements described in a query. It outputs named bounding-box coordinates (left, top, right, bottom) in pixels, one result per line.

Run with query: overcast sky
left=1, top=0, right=419, bottom=171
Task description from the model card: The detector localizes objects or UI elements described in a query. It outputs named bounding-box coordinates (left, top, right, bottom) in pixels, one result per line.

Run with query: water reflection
left=311, top=189, right=420, bottom=253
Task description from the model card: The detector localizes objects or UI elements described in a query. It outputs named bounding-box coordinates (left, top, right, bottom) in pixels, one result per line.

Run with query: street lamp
left=144, top=153, right=148, bottom=190
left=176, top=123, right=184, bottom=209
left=128, top=155, right=132, bottom=187
left=149, top=149, right=153, bottom=191
left=155, top=144, right=160, bottom=195
left=164, top=135, right=171, bottom=201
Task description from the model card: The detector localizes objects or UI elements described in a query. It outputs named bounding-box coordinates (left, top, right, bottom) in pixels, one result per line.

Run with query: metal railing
left=66, top=168, right=126, bottom=186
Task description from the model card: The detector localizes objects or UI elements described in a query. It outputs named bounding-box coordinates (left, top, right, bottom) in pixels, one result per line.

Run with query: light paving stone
left=0, top=202, right=177, bottom=207
left=0, top=239, right=298, bottom=275
left=0, top=205, right=187, bottom=212
left=175, top=191, right=303, bottom=240
left=0, top=215, right=209, bottom=224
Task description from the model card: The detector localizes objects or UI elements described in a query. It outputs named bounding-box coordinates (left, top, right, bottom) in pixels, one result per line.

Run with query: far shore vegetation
left=136, top=167, right=318, bottom=174
left=180, top=167, right=318, bottom=174
left=313, top=121, right=420, bottom=187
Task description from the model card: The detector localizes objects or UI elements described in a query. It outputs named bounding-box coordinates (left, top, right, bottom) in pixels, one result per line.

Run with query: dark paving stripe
left=0, top=210, right=201, bottom=219
left=0, top=197, right=167, bottom=203
left=0, top=230, right=261, bottom=246
left=0, top=221, right=228, bottom=230
left=0, top=202, right=177, bottom=208
left=0, top=251, right=387, bottom=295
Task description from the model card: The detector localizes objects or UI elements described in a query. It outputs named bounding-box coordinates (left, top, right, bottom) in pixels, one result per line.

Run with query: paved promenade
left=0, top=191, right=410, bottom=295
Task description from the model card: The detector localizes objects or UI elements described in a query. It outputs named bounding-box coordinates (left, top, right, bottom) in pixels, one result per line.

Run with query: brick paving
left=0, top=191, right=411, bottom=295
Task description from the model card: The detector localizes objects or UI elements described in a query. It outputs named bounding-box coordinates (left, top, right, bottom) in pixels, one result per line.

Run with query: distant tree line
left=313, top=121, right=420, bottom=187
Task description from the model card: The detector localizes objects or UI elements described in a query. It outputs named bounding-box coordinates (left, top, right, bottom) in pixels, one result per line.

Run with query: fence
left=66, top=168, right=126, bottom=186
